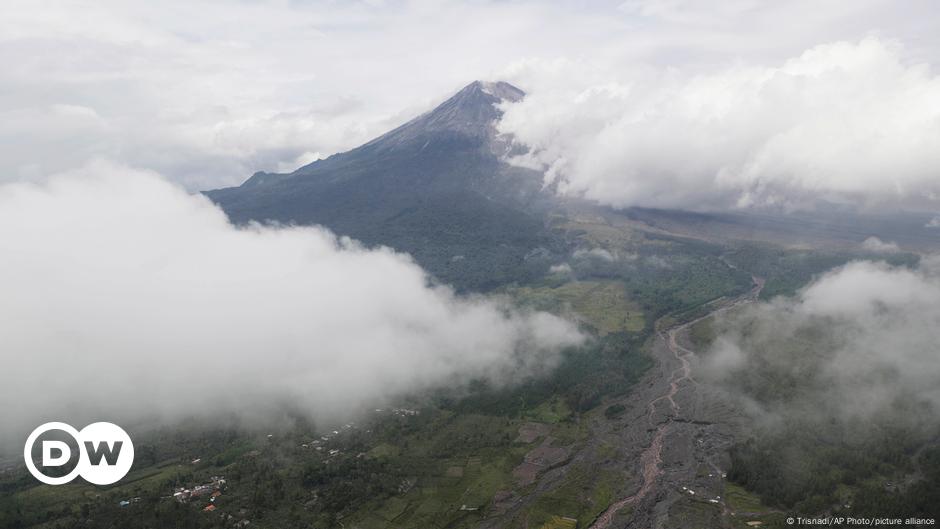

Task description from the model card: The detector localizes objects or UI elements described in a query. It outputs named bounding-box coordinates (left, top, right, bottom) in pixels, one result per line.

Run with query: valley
left=7, top=1, right=940, bottom=527
left=2, top=216, right=936, bottom=528
left=3, top=80, right=938, bottom=529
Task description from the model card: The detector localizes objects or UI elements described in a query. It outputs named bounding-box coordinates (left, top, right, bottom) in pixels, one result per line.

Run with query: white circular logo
left=24, top=422, right=134, bottom=485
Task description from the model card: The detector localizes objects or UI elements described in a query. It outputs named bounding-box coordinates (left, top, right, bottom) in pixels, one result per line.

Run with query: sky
left=2, top=0, right=940, bottom=198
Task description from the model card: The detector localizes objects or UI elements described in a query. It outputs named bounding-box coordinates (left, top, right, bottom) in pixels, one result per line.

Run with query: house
left=204, top=504, right=216, bottom=513
left=174, top=489, right=193, bottom=502
left=192, top=485, right=214, bottom=497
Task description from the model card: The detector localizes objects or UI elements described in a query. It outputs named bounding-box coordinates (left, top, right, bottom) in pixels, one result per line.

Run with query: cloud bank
left=499, top=37, right=940, bottom=211
left=4, top=1, right=940, bottom=192
left=0, top=162, right=583, bottom=451
left=704, top=258, right=940, bottom=427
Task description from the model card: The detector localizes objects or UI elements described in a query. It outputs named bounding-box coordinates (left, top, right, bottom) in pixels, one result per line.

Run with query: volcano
left=206, top=81, right=557, bottom=290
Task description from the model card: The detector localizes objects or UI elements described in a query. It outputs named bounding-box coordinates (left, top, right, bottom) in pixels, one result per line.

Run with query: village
left=166, top=475, right=255, bottom=527
left=143, top=410, right=425, bottom=526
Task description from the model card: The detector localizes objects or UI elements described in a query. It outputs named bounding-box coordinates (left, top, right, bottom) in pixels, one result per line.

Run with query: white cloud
left=706, top=259, right=940, bottom=424
left=3, top=1, right=940, bottom=192
left=499, top=37, right=940, bottom=210
left=573, top=248, right=617, bottom=262
left=0, top=161, right=583, bottom=449
left=861, top=236, right=900, bottom=253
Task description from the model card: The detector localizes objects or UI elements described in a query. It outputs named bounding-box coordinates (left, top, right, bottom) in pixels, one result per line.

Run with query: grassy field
left=511, top=465, right=623, bottom=528
left=343, top=412, right=538, bottom=528
left=350, top=450, right=521, bottom=527
left=688, top=315, right=717, bottom=350
left=552, top=213, right=643, bottom=249
left=506, top=280, right=645, bottom=335
left=538, top=515, right=579, bottom=529
left=664, top=497, right=723, bottom=529
left=725, top=483, right=771, bottom=513
left=524, top=396, right=573, bottom=424
left=11, top=458, right=188, bottom=519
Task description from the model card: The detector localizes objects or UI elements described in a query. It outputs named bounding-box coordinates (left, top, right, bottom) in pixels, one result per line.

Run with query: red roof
left=203, top=505, right=216, bottom=512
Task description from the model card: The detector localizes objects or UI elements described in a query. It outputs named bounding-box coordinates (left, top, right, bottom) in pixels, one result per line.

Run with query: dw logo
left=23, top=422, right=134, bottom=485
